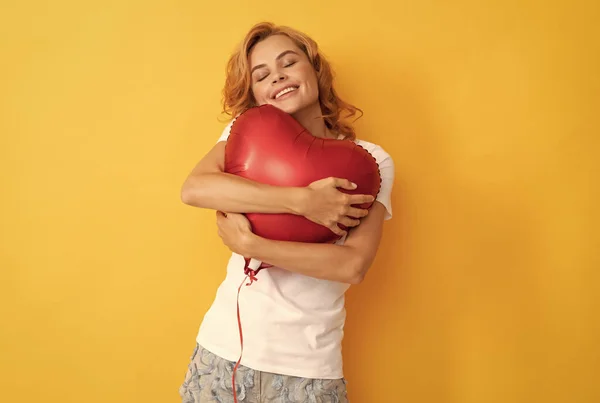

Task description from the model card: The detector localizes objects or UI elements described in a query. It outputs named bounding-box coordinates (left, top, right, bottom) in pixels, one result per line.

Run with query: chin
left=280, top=99, right=320, bottom=115
left=266, top=101, right=303, bottom=115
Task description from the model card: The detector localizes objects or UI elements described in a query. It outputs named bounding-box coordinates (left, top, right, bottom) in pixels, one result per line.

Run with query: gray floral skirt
left=179, top=344, right=348, bottom=403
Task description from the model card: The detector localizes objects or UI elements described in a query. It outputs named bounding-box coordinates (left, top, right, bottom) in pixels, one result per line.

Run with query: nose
left=271, top=72, right=287, bottom=84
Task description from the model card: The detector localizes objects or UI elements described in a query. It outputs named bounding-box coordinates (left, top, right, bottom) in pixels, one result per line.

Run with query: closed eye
left=255, top=61, right=297, bottom=82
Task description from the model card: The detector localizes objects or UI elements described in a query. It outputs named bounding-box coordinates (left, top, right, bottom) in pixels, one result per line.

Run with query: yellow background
left=1, top=1, right=598, bottom=402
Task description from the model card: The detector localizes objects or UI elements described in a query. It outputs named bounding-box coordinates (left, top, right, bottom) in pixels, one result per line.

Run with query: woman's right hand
left=299, top=177, right=375, bottom=237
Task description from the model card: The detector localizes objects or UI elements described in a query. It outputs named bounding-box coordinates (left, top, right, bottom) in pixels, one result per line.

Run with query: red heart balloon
left=224, top=104, right=381, bottom=247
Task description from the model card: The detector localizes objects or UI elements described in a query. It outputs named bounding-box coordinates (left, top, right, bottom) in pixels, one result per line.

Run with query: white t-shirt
left=196, top=119, right=395, bottom=379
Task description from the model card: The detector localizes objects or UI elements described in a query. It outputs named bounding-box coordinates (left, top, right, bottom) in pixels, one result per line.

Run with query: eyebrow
left=250, top=50, right=299, bottom=74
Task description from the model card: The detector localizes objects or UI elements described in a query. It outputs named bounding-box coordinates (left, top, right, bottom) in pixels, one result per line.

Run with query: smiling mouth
left=274, top=86, right=299, bottom=99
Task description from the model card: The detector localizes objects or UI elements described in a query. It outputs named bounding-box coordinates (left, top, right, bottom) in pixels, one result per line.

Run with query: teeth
left=275, top=86, right=298, bottom=99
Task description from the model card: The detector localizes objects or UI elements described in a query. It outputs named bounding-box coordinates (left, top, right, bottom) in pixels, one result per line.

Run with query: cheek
left=306, top=75, right=319, bottom=100
left=302, top=69, right=319, bottom=95
left=252, top=84, right=270, bottom=105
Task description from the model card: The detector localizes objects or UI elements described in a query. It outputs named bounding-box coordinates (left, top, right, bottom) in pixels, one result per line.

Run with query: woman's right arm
left=180, top=141, right=305, bottom=214
left=180, top=141, right=374, bottom=236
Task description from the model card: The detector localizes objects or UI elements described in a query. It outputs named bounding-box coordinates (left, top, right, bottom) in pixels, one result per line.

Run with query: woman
left=179, top=22, right=394, bottom=402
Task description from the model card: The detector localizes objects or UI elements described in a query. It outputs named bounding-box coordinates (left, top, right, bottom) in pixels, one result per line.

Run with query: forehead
left=249, top=35, right=303, bottom=66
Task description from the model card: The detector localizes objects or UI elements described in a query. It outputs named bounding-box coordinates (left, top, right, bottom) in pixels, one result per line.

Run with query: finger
left=329, top=224, right=347, bottom=237
left=227, top=212, right=249, bottom=226
left=331, top=177, right=357, bottom=190
left=216, top=210, right=227, bottom=218
left=346, top=207, right=369, bottom=218
left=339, top=216, right=361, bottom=228
left=348, top=194, right=375, bottom=205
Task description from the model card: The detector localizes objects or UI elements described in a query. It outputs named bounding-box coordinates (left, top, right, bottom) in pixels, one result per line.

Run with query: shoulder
left=217, top=118, right=236, bottom=143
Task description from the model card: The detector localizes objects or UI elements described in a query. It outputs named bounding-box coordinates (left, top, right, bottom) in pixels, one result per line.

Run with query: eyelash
left=257, top=61, right=297, bottom=82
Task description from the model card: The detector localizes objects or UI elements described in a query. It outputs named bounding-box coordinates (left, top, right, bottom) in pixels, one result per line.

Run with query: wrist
left=285, top=187, right=310, bottom=216
left=241, top=231, right=261, bottom=257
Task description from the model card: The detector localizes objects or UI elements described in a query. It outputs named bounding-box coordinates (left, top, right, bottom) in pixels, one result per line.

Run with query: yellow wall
left=1, top=1, right=598, bottom=402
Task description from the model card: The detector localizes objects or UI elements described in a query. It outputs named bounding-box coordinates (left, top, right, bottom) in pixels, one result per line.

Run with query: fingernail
left=351, top=183, right=357, bottom=189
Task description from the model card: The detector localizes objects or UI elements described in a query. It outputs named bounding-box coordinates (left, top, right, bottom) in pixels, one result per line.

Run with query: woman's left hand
left=216, top=211, right=255, bottom=257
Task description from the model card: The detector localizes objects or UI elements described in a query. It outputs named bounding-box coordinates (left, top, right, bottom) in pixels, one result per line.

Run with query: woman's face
left=249, top=35, right=319, bottom=115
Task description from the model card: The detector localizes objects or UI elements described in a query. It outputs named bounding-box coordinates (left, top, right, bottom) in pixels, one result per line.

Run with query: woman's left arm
left=217, top=202, right=388, bottom=284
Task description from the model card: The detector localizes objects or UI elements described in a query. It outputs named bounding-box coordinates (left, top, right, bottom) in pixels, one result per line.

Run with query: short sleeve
left=355, top=140, right=395, bottom=221
left=375, top=150, right=395, bottom=220
left=217, top=119, right=234, bottom=143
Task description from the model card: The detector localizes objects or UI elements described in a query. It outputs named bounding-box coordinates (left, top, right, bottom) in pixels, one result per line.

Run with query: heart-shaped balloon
left=224, top=104, right=381, bottom=250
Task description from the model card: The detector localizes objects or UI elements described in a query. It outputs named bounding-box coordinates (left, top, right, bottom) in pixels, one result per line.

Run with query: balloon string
left=244, top=257, right=259, bottom=285
left=232, top=259, right=258, bottom=403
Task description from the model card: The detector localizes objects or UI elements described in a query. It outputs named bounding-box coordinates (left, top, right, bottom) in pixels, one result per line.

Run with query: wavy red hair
left=221, top=22, right=362, bottom=140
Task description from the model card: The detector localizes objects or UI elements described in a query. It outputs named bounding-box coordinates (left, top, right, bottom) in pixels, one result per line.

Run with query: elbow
left=180, top=178, right=205, bottom=206
left=346, top=257, right=369, bottom=285
left=180, top=183, right=194, bottom=205
left=348, top=272, right=365, bottom=285
left=180, top=188, right=190, bottom=205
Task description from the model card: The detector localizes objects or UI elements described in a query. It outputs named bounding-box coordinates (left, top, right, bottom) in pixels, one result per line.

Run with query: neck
left=292, top=102, right=335, bottom=139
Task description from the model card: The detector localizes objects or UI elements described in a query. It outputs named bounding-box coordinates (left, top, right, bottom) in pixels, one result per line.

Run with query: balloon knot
left=245, top=270, right=258, bottom=286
